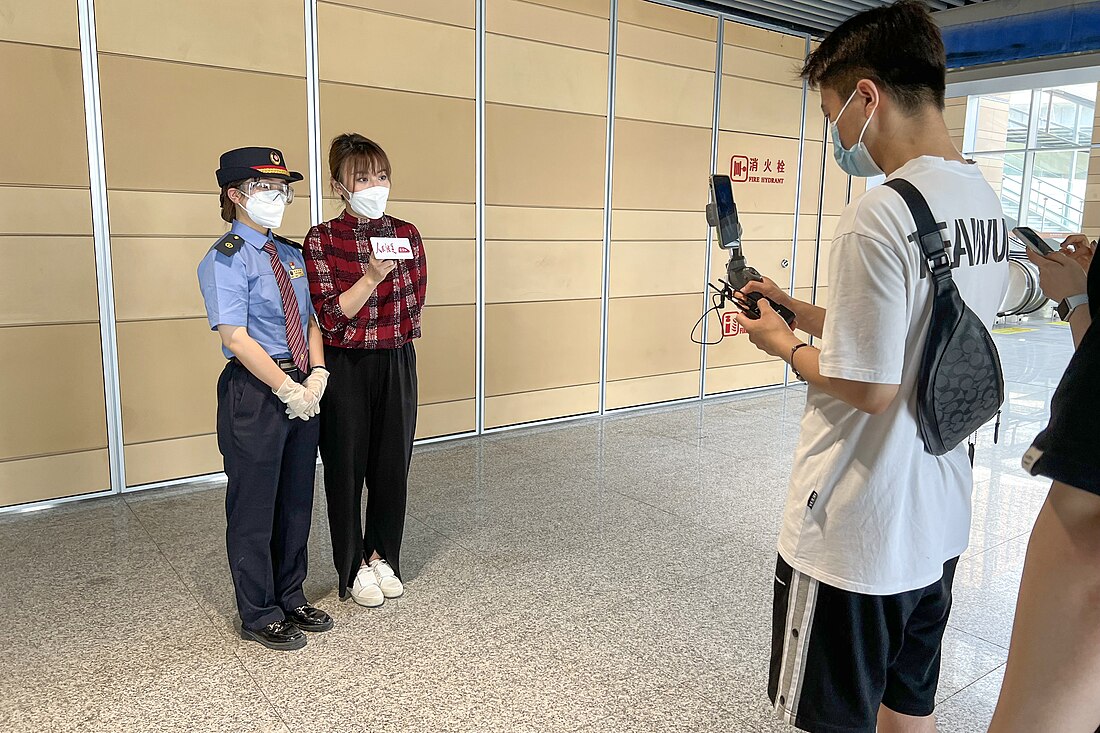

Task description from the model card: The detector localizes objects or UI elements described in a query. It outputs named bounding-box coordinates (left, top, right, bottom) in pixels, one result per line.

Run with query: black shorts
left=1023, top=316, right=1100, bottom=497
left=768, top=555, right=959, bottom=733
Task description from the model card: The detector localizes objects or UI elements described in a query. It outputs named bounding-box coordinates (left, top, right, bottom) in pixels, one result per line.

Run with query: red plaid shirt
left=304, top=211, right=427, bottom=349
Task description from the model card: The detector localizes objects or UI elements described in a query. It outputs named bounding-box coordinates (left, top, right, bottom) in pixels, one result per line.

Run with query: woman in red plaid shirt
left=303, top=133, right=427, bottom=608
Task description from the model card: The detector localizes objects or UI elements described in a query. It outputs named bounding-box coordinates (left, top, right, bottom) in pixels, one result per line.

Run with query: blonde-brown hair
left=329, top=133, right=391, bottom=193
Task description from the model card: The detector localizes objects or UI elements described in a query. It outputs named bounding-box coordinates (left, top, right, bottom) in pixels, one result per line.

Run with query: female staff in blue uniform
left=197, top=147, right=334, bottom=651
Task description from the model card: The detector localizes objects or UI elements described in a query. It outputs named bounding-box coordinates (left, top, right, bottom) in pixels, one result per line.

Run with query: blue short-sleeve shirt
left=197, top=220, right=314, bottom=360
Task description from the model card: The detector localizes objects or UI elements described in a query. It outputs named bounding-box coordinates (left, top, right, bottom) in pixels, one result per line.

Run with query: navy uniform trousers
left=217, top=360, right=320, bottom=631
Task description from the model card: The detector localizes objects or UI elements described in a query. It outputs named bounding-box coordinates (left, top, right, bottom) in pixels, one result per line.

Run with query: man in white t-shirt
left=733, top=3, right=1009, bottom=732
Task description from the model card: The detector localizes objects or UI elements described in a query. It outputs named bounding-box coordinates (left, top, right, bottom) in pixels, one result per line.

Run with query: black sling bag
left=883, top=178, right=1005, bottom=456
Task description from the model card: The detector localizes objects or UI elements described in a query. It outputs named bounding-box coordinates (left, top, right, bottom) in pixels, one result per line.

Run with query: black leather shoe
left=240, top=619, right=306, bottom=650
left=287, top=605, right=334, bottom=632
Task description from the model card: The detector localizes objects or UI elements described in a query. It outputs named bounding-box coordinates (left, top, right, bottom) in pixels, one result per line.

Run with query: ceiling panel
left=665, top=0, right=992, bottom=37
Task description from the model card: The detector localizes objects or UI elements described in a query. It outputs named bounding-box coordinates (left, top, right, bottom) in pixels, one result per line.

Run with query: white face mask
left=339, top=183, right=389, bottom=220
left=242, top=190, right=286, bottom=229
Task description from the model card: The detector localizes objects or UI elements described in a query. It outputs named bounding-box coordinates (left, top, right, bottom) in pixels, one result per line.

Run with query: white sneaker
left=350, top=565, right=384, bottom=607
left=370, top=558, right=404, bottom=599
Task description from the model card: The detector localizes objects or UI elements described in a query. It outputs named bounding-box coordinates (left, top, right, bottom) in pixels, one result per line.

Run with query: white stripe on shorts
left=774, top=567, right=820, bottom=725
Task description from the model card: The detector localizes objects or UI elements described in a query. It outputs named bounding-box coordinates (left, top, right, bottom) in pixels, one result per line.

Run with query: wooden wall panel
left=605, top=372, right=699, bottom=409
left=606, top=294, right=701, bottom=381
left=0, top=10, right=103, bottom=507
left=0, top=238, right=100, bottom=326
left=96, top=0, right=305, bottom=76
left=482, top=0, right=608, bottom=428
left=107, top=191, right=313, bottom=240
left=0, top=451, right=111, bottom=507
left=485, top=384, right=599, bottom=428
left=618, top=21, right=715, bottom=70
left=0, top=0, right=79, bottom=48
left=724, top=45, right=802, bottom=87
left=612, top=119, right=712, bottom=211
left=487, top=206, right=604, bottom=241
left=489, top=0, right=607, bottom=51
left=485, top=299, right=602, bottom=397
left=326, top=0, right=475, bottom=27
left=612, top=210, right=706, bottom=241
left=0, top=43, right=89, bottom=187
left=605, top=4, right=718, bottom=412
left=619, top=0, right=715, bottom=39
left=116, top=319, right=223, bottom=446
left=124, top=435, right=222, bottom=487
left=486, top=242, right=604, bottom=303
left=99, top=56, right=310, bottom=193
left=486, top=35, right=609, bottom=116
left=318, top=83, right=475, bottom=204
left=0, top=188, right=92, bottom=236
left=706, top=360, right=786, bottom=395
left=609, top=241, right=706, bottom=298
left=725, top=21, right=805, bottom=58
left=0, top=325, right=108, bottom=461
left=416, top=305, right=476, bottom=406
left=320, top=4, right=476, bottom=439
left=615, top=58, right=713, bottom=128
left=422, top=241, right=477, bottom=306
left=417, top=400, right=477, bottom=440
left=319, top=3, right=474, bottom=98
left=111, top=239, right=213, bottom=322
left=486, top=104, right=607, bottom=207
left=719, top=76, right=803, bottom=139
left=525, top=0, right=609, bottom=19
left=717, top=131, right=800, bottom=214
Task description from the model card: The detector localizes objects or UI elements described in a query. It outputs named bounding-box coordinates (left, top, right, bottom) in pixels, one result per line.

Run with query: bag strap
left=883, top=178, right=953, bottom=282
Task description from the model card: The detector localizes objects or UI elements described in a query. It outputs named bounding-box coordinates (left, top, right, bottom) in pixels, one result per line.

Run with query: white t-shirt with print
left=778, top=155, right=1010, bottom=596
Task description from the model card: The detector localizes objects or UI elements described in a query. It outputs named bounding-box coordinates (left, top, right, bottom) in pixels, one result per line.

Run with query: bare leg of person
left=878, top=705, right=937, bottom=733
left=988, top=481, right=1100, bottom=733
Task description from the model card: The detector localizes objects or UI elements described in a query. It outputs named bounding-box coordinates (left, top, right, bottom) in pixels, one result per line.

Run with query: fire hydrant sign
left=722, top=311, right=746, bottom=337
left=370, top=237, right=414, bottom=259
left=730, top=155, right=788, bottom=185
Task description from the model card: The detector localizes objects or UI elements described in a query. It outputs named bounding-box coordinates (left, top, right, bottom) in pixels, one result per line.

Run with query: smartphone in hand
left=1012, top=226, right=1056, bottom=256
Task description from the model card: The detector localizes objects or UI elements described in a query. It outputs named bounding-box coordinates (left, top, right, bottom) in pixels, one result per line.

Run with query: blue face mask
left=831, top=89, right=883, bottom=178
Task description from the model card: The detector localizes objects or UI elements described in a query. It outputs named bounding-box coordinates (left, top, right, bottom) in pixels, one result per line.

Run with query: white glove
left=303, top=367, right=329, bottom=404
left=273, top=376, right=319, bottom=421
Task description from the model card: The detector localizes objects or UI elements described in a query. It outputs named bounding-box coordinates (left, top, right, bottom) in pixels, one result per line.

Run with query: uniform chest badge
left=288, top=261, right=305, bottom=279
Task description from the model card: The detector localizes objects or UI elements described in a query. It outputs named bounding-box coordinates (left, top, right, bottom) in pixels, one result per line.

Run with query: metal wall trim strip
left=785, top=36, right=811, bottom=387
left=77, top=0, right=126, bottom=494
left=700, top=18, right=724, bottom=399
left=598, top=0, right=619, bottom=416
left=304, top=0, right=324, bottom=226
left=476, top=0, right=487, bottom=434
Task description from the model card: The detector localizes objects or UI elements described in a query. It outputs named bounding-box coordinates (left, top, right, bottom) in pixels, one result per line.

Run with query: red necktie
left=262, top=241, right=309, bottom=372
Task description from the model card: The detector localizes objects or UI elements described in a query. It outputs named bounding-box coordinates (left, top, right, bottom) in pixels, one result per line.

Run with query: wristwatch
left=1057, top=293, right=1089, bottom=321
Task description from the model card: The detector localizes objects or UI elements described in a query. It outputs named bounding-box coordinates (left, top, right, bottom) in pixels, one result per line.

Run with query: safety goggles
left=238, top=179, right=295, bottom=203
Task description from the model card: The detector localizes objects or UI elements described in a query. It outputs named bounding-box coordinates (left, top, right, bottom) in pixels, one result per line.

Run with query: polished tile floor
left=0, top=315, right=1075, bottom=733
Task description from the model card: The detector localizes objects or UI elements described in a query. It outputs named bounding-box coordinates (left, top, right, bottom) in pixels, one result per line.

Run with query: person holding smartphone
left=731, top=3, right=1009, bottom=731
left=303, top=133, right=426, bottom=608
left=988, top=233, right=1099, bottom=732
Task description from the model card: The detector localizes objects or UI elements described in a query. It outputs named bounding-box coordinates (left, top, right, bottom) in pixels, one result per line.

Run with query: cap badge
left=270, top=151, right=281, bottom=164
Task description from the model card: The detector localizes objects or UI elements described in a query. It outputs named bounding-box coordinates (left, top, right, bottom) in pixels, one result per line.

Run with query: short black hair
left=801, top=0, right=946, bottom=112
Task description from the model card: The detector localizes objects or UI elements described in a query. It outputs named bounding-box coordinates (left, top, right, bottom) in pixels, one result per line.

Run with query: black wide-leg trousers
left=319, top=343, right=417, bottom=596
left=216, top=361, right=319, bottom=631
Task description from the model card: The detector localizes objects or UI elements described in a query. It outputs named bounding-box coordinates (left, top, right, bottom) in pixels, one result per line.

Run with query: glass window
left=963, top=83, right=1096, bottom=233
left=1026, top=149, right=1087, bottom=232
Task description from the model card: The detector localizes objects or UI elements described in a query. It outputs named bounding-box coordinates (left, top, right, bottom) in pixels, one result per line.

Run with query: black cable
left=691, top=284, right=732, bottom=346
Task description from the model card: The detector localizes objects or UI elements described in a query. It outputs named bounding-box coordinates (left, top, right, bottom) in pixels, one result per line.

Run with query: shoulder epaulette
left=273, top=234, right=303, bottom=250
left=213, top=231, right=245, bottom=256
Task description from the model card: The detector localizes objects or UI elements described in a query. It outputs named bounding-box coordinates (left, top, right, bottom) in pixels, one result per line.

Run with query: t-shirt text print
left=912, top=217, right=1010, bottom=278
